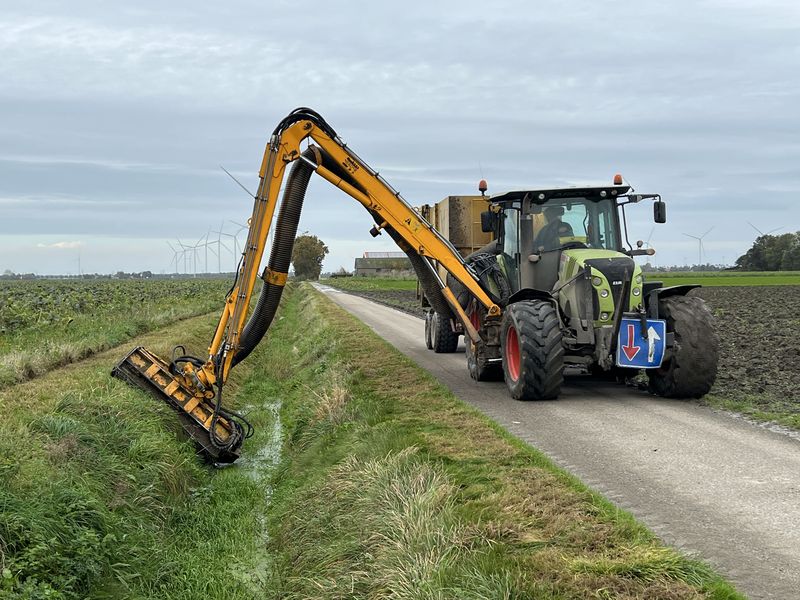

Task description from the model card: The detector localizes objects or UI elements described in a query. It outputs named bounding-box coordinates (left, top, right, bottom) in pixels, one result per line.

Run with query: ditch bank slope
left=0, top=311, right=278, bottom=599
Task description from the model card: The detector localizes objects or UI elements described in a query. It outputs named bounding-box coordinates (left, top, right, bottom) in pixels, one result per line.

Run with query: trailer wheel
left=466, top=339, right=503, bottom=381
left=501, top=300, right=563, bottom=400
left=648, top=295, right=719, bottom=399
left=424, top=310, right=434, bottom=350
left=430, top=312, right=459, bottom=353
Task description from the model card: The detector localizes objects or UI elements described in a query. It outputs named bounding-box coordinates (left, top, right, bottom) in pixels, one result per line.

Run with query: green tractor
left=428, top=177, right=719, bottom=401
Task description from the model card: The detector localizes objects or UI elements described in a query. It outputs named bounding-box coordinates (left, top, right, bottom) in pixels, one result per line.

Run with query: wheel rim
left=470, top=308, right=480, bottom=330
left=505, top=324, right=521, bottom=382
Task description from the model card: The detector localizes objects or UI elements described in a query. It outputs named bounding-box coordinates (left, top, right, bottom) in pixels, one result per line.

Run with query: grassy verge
left=702, top=395, right=800, bottom=431
left=322, top=277, right=418, bottom=292
left=321, top=277, right=423, bottom=315
left=0, top=309, right=277, bottom=599
left=262, top=284, right=742, bottom=599
left=0, top=279, right=230, bottom=388
left=651, top=271, right=800, bottom=286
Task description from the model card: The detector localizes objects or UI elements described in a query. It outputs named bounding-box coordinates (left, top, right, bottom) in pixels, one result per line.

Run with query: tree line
left=735, top=232, right=800, bottom=271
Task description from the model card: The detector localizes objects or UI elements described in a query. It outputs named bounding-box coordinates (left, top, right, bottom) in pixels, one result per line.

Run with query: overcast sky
left=1, top=0, right=798, bottom=275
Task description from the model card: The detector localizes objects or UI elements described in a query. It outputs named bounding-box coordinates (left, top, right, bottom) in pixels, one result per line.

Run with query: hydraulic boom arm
left=112, top=108, right=500, bottom=462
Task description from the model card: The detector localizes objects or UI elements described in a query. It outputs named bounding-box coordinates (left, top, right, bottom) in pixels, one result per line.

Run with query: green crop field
left=0, top=278, right=229, bottom=387
left=648, top=271, right=800, bottom=286
left=323, top=276, right=418, bottom=292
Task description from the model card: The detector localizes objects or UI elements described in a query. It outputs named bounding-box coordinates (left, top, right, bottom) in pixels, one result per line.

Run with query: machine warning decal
left=616, top=318, right=666, bottom=369
left=403, top=216, right=422, bottom=233
left=342, top=157, right=360, bottom=174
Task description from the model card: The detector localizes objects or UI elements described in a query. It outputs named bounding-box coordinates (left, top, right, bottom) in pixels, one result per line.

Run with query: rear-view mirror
left=480, top=210, right=497, bottom=233
left=654, top=200, right=667, bottom=223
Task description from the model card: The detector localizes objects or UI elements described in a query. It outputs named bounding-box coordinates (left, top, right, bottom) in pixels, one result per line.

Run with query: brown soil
left=693, top=286, right=800, bottom=410
left=340, top=285, right=800, bottom=413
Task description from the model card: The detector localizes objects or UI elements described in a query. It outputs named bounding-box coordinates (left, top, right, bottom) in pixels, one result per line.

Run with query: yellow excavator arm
left=113, top=108, right=500, bottom=463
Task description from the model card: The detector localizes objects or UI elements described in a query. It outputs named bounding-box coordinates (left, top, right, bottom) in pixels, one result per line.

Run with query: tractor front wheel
left=648, top=295, right=719, bottom=399
left=501, top=300, right=564, bottom=400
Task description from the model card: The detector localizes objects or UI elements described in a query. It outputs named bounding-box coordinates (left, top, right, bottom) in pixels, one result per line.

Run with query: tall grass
left=0, top=309, right=278, bottom=599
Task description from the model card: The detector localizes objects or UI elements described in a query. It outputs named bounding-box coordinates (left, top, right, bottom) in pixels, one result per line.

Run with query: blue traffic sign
left=615, top=318, right=667, bottom=369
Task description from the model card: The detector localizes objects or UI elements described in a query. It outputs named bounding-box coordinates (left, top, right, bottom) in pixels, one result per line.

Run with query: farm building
left=354, top=252, right=414, bottom=277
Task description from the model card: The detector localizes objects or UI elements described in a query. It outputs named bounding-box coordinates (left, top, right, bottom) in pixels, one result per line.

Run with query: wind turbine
left=194, top=232, right=212, bottom=274
left=747, top=222, right=782, bottom=237
left=166, top=242, right=180, bottom=274
left=214, top=223, right=240, bottom=269
left=683, top=227, right=713, bottom=266
left=176, top=239, right=193, bottom=274
left=638, top=227, right=656, bottom=268
left=230, top=220, right=249, bottom=256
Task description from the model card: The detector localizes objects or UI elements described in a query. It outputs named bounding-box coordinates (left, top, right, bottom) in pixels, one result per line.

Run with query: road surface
left=315, top=284, right=800, bottom=600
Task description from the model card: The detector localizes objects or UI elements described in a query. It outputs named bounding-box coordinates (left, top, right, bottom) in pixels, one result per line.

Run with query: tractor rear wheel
left=648, top=295, right=719, bottom=399
left=501, top=300, right=564, bottom=400
left=430, top=312, right=459, bottom=353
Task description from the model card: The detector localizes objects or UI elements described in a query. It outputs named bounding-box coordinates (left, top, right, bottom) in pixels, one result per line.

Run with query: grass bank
left=0, top=278, right=230, bottom=388
left=0, top=309, right=277, bottom=599
left=263, top=284, right=741, bottom=599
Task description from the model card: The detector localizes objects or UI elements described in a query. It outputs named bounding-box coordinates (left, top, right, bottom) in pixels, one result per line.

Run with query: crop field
left=655, top=270, right=800, bottom=286
left=324, top=275, right=800, bottom=428
left=0, top=278, right=229, bottom=387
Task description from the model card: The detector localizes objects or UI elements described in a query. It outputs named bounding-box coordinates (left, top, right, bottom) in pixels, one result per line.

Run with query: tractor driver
left=535, top=205, right=574, bottom=251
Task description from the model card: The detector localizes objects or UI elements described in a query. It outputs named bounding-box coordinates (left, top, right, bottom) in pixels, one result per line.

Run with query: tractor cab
left=483, top=185, right=630, bottom=294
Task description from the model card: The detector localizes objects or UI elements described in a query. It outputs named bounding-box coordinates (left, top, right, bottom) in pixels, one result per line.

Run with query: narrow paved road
left=315, top=284, right=800, bottom=600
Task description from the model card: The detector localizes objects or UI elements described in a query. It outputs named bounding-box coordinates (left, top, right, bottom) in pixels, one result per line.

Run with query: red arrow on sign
left=622, top=324, right=640, bottom=361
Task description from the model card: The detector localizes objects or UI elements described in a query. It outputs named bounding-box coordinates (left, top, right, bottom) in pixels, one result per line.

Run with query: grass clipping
left=264, top=286, right=742, bottom=600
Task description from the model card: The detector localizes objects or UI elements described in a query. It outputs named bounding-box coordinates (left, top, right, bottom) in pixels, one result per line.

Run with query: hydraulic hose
left=231, top=139, right=456, bottom=366
left=231, top=146, right=319, bottom=367
left=382, top=224, right=453, bottom=318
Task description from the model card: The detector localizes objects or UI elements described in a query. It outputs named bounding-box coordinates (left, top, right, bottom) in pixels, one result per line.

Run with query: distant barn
left=354, top=252, right=414, bottom=277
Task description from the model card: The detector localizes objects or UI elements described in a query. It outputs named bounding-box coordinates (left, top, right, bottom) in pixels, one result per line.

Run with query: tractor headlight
left=600, top=289, right=609, bottom=298
left=592, top=276, right=603, bottom=287
left=632, top=287, right=641, bottom=296
left=635, top=275, right=643, bottom=284
left=600, top=312, right=610, bottom=321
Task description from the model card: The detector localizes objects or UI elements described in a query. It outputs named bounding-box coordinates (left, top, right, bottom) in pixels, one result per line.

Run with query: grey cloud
left=1, top=0, right=798, bottom=274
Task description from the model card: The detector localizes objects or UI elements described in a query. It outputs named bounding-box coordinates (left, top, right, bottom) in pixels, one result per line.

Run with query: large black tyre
left=501, top=300, right=564, bottom=400
left=430, top=312, right=459, bottom=353
left=648, top=295, right=719, bottom=399
left=466, top=339, right=504, bottom=381
left=424, top=310, right=434, bottom=350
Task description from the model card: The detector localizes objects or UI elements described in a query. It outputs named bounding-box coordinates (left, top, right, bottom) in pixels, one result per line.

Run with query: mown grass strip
left=263, top=284, right=742, bottom=599
left=0, top=310, right=277, bottom=599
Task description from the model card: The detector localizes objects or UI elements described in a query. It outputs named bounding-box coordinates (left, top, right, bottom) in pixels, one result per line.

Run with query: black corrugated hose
left=231, top=146, right=319, bottom=367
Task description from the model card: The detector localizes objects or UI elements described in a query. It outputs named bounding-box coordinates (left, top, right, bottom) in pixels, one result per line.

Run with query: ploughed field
left=324, top=277, right=800, bottom=426
left=697, top=286, right=800, bottom=417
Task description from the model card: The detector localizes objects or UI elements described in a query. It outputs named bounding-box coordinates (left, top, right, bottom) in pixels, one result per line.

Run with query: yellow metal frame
left=206, top=119, right=501, bottom=383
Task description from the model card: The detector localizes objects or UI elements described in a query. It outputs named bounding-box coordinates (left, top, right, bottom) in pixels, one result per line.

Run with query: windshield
left=532, top=197, right=619, bottom=251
